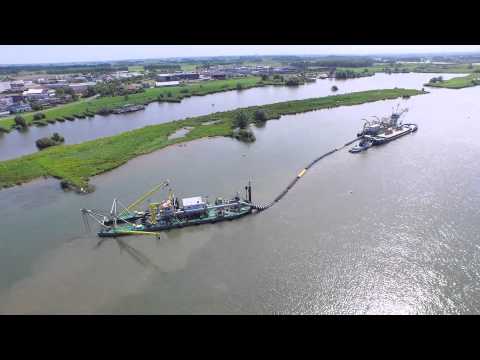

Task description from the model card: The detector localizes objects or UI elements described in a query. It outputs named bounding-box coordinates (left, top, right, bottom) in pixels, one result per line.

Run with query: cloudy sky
left=1, top=45, right=479, bottom=65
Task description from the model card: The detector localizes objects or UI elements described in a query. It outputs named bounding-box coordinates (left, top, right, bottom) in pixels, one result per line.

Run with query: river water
left=0, top=73, right=458, bottom=161
left=1, top=73, right=480, bottom=314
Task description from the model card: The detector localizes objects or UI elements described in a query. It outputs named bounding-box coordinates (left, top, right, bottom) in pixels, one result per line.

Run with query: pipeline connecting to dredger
left=82, top=105, right=419, bottom=238
left=249, top=137, right=360, bottom=212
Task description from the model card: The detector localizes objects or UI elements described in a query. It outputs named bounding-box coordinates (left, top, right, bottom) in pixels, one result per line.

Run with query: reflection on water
left=0, top=74, right=480, bottom=314
left=0, top=73, right=459, bottom=161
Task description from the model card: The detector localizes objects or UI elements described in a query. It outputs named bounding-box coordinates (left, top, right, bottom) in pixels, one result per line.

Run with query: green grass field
left=0, top=76, right=279, bottom=131
left=127, top=66, right=145, bottom=72
left=424, top=74, right=480, bottom=89
left=0, top=88, right=424, bottom=191
left=338, top=63, right=480, bottom=76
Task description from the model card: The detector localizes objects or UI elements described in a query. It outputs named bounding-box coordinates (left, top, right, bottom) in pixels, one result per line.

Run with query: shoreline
left=0, top=76, right=289, bottom=131
left=0, top=88, right=425, bottom=193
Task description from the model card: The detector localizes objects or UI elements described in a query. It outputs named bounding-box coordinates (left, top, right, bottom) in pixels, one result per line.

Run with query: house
left=46, top=81, right=68, bottom=89
left=11, top=94, right=25, bottom=103
left=211, top=72, right=227, bottom=80
left=0, top=96, right=14, bottom=110
left=22, top=88, right=48, bottom=101
left=125, top=83, right=143, bottom=92
left=155, top=81, right=180, bottom=87
left=68, top=82, right=96, bottom=95
left=7, top=102, right=32, bottom=113
left=177, top=72, right=199, bottom=81
left=156, top=72, right=200, bottom=82
left=156, top=73, right=178, bottom=82
left=71, top=76, right=87, bottom=83
left=10, top=80, right=26, bottom=91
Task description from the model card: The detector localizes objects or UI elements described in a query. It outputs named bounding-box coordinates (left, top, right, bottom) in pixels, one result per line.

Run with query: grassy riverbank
left=338, top=63, right=480, bottom=76
left=0, top=88, right=424, bottom=191
left=424, top=74, right=480, bottom=89
left=0, top=76, right=285, bottom=131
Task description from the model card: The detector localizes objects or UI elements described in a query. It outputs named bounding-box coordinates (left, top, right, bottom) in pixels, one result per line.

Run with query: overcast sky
left=1, top=45, right=480, bottom=65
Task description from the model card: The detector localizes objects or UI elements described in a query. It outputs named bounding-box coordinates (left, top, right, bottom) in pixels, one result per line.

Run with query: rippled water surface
left=0, top=74, right=479, bottom=314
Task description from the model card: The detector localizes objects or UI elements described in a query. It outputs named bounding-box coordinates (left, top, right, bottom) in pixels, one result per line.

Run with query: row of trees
left=290, top=58, right=374, bottom=70
left=233, top=110, right=268, bottom=129
left=231, top=110, right=269, bottom=143
left=92, top=80, right=145, bottom=97
left=334, top=70, right=368, bottom=79
left=13, top=112, right=48, bottom=129
left=429, top=76, right=444, bottom=83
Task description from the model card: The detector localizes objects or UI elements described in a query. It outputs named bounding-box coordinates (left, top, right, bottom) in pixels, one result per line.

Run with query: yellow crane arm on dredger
left=119, top=181, right=169, bottom=216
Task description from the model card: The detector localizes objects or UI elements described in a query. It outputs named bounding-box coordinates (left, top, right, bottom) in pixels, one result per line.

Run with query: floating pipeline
left=250, top=137, right=360, bottom=212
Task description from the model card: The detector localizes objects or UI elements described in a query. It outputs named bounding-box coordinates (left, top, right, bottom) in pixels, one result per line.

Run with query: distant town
left=2, top=53, right=480, bottom=119
left=0, top=63, right=300, bottom=117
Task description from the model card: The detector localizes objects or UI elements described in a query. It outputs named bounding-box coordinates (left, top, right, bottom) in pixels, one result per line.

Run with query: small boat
left=349, top=138, right=373, bottom=153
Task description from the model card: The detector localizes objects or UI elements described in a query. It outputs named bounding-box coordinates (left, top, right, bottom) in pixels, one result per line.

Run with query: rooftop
left=182, top=196, right=205, bottom=207
left=22, top=88, right=44, bottom=95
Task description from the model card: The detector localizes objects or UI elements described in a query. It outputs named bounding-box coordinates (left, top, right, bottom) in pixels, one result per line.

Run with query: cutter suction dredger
left=81, top=181, right=255, bottom=238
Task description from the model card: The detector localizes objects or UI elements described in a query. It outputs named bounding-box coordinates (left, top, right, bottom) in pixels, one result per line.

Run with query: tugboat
left=351, top=104, right=418, bottom=152
left=349, top=137, right=373, bottom=153
left=81, top=181, right=254, bottom=238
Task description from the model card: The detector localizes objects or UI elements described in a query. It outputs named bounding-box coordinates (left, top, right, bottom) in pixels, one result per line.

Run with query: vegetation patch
left=424, top=74, right=480, bottom=89
left=233, top=128, right=256, bottom=142
left=32, top=120, right=48, bottom=126
left=0, top=88, right=424, bottom=192
left=35, top=133, right=65, bottom=150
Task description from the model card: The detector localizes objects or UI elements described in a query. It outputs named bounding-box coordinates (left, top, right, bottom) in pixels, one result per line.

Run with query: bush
left=233, top=128, right=256, bottom=143
left=36, top=137, right=57, bottom=149
left=52, top=132, right=64, bottom=142
left=33, top=120, right=48, bottom=126
left=180, top=88, right=189, bottom=93
left=331, top=85, right=339, bottom=91
left=254, top=110, right=267, bottom=125
left=261, top=74, right=269, bottom=81
left=429, top=76, right=443, bottom=84
left=167, top=91, right=172, bottom=97
left=96, top=108, right=111, bottom=116
left=286, top=78, right=300, bottom=86
left=36, top=132, right=65, bottom=150
left=233, top=111, right=249, bottom=129
left=33, top=112, right=45, bottom=121
left=14, top=115, right=27, bottom=128
left=236, top=82, right=244, bottom=90
left=0, top=127, right=10, bottom=133
left=31, top=103, right=42, bottom=111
